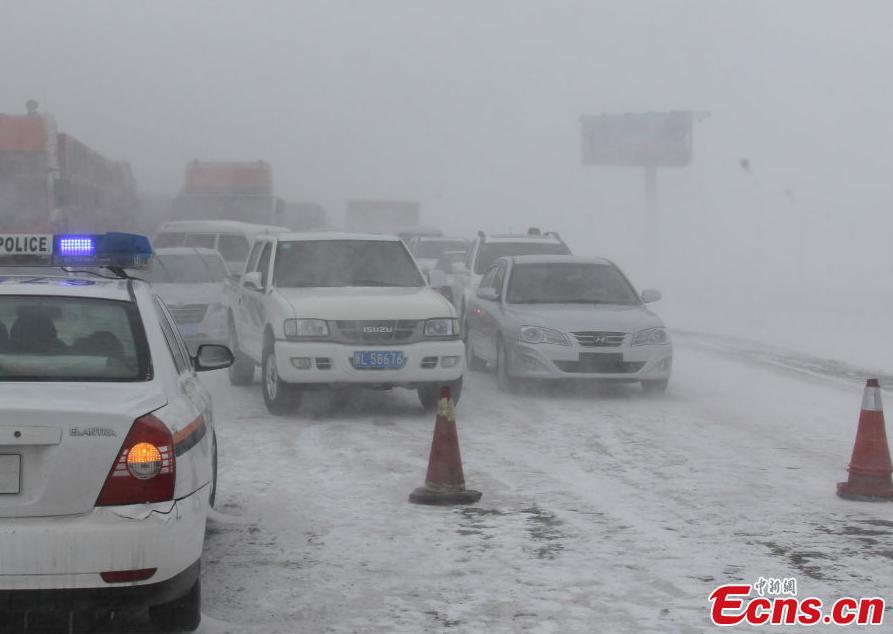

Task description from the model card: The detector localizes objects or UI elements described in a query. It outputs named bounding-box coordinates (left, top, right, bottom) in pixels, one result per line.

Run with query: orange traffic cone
left=837, top=379, right=893, bottom=501
left=409, top=386, right=482, bottom=505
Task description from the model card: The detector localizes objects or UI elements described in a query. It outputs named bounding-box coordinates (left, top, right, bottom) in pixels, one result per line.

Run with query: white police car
left=0, top=233, right=233, bottom=631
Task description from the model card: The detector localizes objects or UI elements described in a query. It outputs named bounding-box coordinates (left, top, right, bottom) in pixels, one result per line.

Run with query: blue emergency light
left=0, top=232, right=152, bottom=269
left=53, top=233, right=152, bottom=268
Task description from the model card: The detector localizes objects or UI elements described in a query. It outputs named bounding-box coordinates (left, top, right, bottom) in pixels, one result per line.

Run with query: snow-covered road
left=185, top=335, right=893, bottom=633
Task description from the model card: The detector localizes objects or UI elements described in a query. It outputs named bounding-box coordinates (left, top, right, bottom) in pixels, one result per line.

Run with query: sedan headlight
left=632, top=327, right=670, bottom=346
left=284, top=318, right=329, bottom=338
left=424, top=318, right=460, bottom=338
left=519, top=325, right=569, bottom=346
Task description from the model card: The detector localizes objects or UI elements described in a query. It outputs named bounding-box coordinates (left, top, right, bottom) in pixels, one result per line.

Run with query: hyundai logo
left=593, top=336, right=607, bottom=345
left=363, top=325, right=393, bottom=334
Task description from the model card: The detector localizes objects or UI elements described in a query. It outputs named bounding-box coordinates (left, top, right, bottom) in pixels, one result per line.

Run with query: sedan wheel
left=496, top=340, right=518, bottom=392
left=465, top=336, right=486, bottom=371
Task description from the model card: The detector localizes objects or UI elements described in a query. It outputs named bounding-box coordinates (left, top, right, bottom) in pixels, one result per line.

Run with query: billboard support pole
left=644, top=164, right=659, bottom=280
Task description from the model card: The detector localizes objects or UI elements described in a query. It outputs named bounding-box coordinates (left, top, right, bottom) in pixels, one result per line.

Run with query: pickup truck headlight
left=284, top=319, right=329, bottom=338
left=632, top=327, right=669, bottom=346
left=519, top=326, right=569, bottom=345
left=424, top=318, right=460, bottom=338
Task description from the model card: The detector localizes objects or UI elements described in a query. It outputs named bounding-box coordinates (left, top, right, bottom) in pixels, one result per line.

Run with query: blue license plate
left=353, top=351, right=405, bottom=369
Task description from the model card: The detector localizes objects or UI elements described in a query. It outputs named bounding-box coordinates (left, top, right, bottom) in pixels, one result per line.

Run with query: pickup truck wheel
left=227, top=323, right=255, bottom=386
left=418, top=377, right=463, bottom=411
left=262, top=346, right=301, bottom=415
left=465, top=336, right=486, bottom=371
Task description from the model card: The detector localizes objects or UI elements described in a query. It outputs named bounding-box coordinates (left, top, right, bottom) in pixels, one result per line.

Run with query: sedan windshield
left=0, top=297, right=150, bottom=381
left=145, top=252, right=227, bottom=283
left=274, top=240, right=424, bottom=288
left=475, top=242, right=571, bottom=274
left=507, top=263, right=640, bottom=305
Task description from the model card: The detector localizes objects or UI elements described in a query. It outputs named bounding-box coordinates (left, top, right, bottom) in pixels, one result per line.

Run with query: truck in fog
left=345, top=199, right=426, bottom=236
left=170, top=160, right=328, bottom=231
left=170, top=160, right=277, bottom=224
left=0, top=101, right=139, bottom=232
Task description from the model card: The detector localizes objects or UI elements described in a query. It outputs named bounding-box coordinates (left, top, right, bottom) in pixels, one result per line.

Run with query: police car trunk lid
left=0, top=383, right=166, bottom=518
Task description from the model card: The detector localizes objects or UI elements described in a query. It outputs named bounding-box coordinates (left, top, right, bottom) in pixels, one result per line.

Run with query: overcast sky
left=2, top=0, right=891, bottom=287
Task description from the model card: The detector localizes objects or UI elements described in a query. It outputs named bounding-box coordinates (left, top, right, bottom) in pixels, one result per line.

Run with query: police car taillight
left=95, top=414, right=175, bottom=506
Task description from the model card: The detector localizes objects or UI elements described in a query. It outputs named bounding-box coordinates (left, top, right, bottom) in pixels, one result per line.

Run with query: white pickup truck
left=226, top=232, right=464, bottom=414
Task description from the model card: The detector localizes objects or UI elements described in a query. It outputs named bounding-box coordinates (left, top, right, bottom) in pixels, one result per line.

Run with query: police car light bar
left=0, top=232, right=152, bottom=269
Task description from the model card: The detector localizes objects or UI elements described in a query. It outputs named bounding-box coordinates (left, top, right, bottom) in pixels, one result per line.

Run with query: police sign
left=0, top=234, right=53, bottom=256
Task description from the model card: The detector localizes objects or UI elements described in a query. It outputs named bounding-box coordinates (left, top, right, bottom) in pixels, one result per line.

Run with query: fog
left=3, top=0, right=892, bottom=349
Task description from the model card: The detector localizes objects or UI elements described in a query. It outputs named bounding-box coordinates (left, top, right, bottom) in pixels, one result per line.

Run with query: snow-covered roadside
left=197, top=335, right=893, bottom=633
left=660, top=280, right=893, bottom=376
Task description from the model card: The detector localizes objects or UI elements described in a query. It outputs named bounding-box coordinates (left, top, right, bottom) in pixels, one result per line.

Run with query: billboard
left=581, top=111, right=693, bottom=167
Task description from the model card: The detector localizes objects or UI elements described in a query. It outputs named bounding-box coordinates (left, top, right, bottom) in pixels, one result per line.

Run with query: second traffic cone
left=837, top=378, right=893, bottom=501
left=409, top=386, right=482, bottom=506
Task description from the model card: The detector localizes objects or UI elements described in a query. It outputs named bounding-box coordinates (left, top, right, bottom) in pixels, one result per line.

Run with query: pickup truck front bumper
left=274, top=339, right=464, bottom=386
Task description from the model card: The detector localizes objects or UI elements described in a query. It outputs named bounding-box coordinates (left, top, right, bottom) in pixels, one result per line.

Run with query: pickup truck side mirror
left=641, top=289, right=662, bottom=303
left=428, top=269, right=448, bottom=288
left=243, top=271, right=263, bottom=291
left=476, top=287, right=499, bottom=302
left=193, top=344, right=235, bottom=372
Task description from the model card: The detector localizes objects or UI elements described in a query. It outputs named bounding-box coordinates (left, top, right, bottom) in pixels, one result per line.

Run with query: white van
left=154, top=220, right=290, bottom=275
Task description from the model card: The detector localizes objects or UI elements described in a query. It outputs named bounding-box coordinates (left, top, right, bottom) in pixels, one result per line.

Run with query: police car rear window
left=0, top=296, right=150, bottom=382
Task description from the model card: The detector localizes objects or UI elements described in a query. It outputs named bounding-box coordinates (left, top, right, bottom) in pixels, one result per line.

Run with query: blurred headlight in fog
left=284, top=319, right=329, bottom=338
left=424, top=318, right=460, bottom=338
left=519, top=326, right=569, bottom=345
left=632, top=327, right=669, bottom=346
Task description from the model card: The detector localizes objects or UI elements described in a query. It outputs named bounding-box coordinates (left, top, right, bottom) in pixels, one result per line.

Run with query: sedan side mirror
left=428, top=269, right=448, bottom=288
left=641, top=289, right=662, bottom=303
left=193, top=344, right=234, bottom=372
left=476, top=287, right=499, bottom=302
left=243, top=271, right=263, bottom=291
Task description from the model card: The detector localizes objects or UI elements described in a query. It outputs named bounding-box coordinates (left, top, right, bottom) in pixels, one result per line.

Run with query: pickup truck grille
left=571, top=331, right=626, bottom=347
left=334, top=320, right=419, bottom=344
left=169, top=304, right=208, bottom=324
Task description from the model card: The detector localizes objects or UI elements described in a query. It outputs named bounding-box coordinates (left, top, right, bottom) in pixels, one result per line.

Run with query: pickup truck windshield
left=274, top=240, right=425, bottom=288
left=0, top=297, right=150, bottom=381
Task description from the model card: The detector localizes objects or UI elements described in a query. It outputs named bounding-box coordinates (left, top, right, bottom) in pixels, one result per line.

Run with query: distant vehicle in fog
left=464, top=255, right=672, bottom=393
left=431, top=250, right=468, bottom=307
left=0, top=101, right=138, bottom=233
left=168, top=160, right=328, bottom=231
left=171, top=160, right=277, bottom=224
left=451, top=228, right=572, bottom=323
left=153, top=220, right=290, bottom=276
left=408, top=235, right=470, bottom=274
left=345, top=199, right=422, bottom=234
left=144, top=247, right=231, bottom=353
left=226, top=232, right=464, bottom=414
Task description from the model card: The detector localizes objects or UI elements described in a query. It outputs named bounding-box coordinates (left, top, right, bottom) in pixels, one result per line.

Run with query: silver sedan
left=464, top=255, right=672, bottom=392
